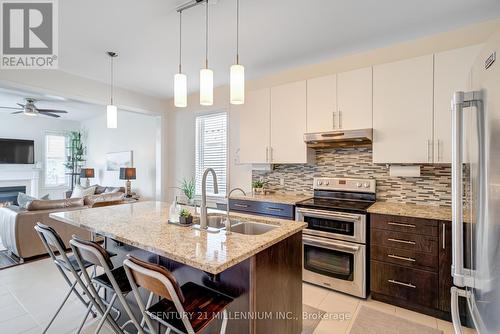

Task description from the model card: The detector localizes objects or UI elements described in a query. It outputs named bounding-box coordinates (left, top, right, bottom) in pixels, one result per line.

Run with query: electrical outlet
left=280, top=178, right=285, bottom=186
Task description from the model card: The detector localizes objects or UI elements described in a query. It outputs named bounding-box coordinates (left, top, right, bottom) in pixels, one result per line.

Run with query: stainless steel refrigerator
left=451, top=29, right=500, bottom=334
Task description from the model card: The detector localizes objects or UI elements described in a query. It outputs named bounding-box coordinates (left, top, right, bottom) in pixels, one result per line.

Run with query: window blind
left=195, top=112, right=227, bottom=196
left=45, top=133, right=67, bottom=187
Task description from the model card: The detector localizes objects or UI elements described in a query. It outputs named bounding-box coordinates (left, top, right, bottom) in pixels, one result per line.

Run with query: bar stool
left=123, top=255, right=233, bottom=334
left=34, top=223, right=100, bottom=334
left=70, top=236, right=145, bottom=334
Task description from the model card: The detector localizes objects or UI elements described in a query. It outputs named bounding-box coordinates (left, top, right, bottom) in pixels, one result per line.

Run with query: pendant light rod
left=107, top=51, right=118, bottom=104
left=179, top=11, right=182, bottom=73
left=236, top=0, right=239, bottom=64
left=205, top=0, right=209, bottom=69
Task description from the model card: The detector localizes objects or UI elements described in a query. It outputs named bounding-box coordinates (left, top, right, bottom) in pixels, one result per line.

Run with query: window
left=45, top=133, right=68, bottom=187
left=195, top=112, right=227, bottom=196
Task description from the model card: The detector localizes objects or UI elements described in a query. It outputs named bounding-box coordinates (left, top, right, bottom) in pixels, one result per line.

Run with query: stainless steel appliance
left=303, top=128, right=372, bottom=148
left=451, top=30, right=500, bottom=334
left=296, top=177, right=376, bottom=298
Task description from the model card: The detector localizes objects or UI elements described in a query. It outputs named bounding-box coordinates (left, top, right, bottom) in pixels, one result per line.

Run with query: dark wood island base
left=105, top=231, right=303, bottom=334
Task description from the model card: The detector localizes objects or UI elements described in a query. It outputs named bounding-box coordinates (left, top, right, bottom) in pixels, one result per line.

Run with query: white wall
left=82, top=111, right=159, bottom=200
left=0, top=113, right=80, bottom=199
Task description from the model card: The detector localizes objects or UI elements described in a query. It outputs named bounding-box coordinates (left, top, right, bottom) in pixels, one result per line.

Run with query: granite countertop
left=229, top=193, right=311, bottom=205
left=368, top=201, right=452, bottom=221
left=50, top=201, right=306, bottom=275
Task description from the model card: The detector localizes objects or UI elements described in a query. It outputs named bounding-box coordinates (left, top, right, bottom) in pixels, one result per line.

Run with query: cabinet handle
left=442, top=222, right=446, bottom=250
left=388, top=279, right=416, bottom=289
left=266, top=207, right=284, bottom=212
left=387, top=222, right=416, bottom=228
left=266, top=147, right=269, bottom=163
left=339, top=110, right=342, bottom=129
left=234, top=203, right=249, bottom=208
left=427, top=139, right=433, bottom=162
left=388, top=254, right=416, bottom=262
left=388, top=238, right=416, bottom=245
left=437, top=140, right=442, bottom=162
left=270, top=147, right=273, bottom=162
left=332, top=111, right=336, bottom=129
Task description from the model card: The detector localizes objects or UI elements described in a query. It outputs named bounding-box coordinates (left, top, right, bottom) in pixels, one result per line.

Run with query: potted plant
left=179, top=209, right=193, bottom=225
left=177, top=178, right=196, bottom=205
left=252, top=180, right=267, bottom=195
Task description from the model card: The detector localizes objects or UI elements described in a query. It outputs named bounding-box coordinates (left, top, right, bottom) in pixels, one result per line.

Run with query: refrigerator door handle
left=451, top=287, right=470, bottom=334
left=452, top=91, right=466, bottom=288
left=451, top=91, right=482, bottom=288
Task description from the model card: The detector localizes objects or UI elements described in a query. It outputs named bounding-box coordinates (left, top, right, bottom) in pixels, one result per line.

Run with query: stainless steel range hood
left=304, top=129, right=373, bottom=148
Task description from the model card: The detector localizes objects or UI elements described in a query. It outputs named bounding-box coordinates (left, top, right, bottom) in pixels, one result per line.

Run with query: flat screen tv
left=0, top=139, right=35, bottom=164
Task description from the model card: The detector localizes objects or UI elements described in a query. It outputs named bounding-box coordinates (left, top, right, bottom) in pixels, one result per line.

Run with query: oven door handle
left=303, top=236, right=360, bottom=253
left=297, top=208, right=362, bottom=222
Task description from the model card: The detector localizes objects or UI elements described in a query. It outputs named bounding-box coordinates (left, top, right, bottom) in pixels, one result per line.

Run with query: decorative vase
left=253, top=187, right=264, bottom=195
left=180, top=216, right=193, bottom=225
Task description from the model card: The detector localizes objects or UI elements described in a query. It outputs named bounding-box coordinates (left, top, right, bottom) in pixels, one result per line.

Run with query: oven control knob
left=356, top=182, right=362, bottom=188
left=325, top=181, right=330, bottom=186
left=317, top=181, right=323, bottom=186
left=363, top=183, right=370, bottom=188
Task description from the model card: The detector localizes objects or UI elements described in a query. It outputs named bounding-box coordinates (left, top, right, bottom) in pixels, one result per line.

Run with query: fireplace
left=0, top=186, right=26, bottom=207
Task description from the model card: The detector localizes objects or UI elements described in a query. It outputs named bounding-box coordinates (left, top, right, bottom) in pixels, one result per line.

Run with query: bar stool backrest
left=124, top=255, right=185, bottom=303
left=34, top=223, right=68, bottom=260
left=70, top=235, right=114, bottom=269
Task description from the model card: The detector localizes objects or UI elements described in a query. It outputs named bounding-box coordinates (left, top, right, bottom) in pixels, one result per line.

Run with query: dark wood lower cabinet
left=370, top=213, right=454, bottom=320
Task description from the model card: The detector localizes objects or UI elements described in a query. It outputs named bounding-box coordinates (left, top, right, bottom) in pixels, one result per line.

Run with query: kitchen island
left=50, top=201, right=306, bottom=334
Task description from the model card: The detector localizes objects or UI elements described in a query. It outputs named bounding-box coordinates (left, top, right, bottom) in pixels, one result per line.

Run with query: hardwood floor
left=0, top=256, right=474, bottom=334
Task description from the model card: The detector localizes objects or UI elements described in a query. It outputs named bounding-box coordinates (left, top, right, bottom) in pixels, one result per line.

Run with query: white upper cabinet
left=373, top=55, right=434, bottom=163
left=271, top=81, right=312, bottom=164
left=434, top=44, right=482, bottom=163
left=337, top=67, right=373, bottom=130
left=306, top=75, right=337, bottom=132
left=237, top=88, right=271, bottom=164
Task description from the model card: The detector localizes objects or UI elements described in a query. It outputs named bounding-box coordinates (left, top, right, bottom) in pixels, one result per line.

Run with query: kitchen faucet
left=200, top=168, right=219, bottom=229
left=225, top=188, right=246, bottom=234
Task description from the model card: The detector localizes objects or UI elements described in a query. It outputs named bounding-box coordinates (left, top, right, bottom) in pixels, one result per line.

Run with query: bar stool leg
left=93, top=293, right=118, bottom=334
left=220, top=309, right=228, bottom=334
left=42, top=280, right=78, bottom=334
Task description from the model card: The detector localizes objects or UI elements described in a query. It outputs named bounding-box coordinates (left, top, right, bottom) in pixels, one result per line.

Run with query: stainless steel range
left=295, top=177, right=376, bottom=298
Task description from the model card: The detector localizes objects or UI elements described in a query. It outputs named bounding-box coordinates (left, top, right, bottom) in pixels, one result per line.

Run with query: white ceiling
left=57, top=0, right=500, bottom=99
left=0, top=86, right=105, bottom=122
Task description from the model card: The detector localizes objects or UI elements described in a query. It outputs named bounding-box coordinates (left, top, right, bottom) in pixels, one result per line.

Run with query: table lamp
left=119, top=167, right=136, bottom=197
left=79, top=168, right=95, bottom=187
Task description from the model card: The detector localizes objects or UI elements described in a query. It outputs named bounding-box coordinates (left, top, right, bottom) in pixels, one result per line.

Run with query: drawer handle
left=234, top=204, right=249, bottom=208
left=388, top=279, right=416, bottom=289
left=266, top=207, right=284, bottom=212
left=388, top=222, right=416, bottom=228
left=388, top=254, right=416, bottom=262
left=388, top=238, right=416, bottom=245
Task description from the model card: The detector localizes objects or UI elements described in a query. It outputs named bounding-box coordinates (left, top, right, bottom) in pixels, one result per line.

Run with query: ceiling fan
left=0, top=98, right=68, bottom=118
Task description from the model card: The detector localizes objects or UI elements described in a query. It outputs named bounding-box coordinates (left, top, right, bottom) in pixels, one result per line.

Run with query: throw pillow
left=17, top=193, right=49, bottom=209
left=104, top=187, right=120, bottom=194
left=71, top=185, right=97, bottom=198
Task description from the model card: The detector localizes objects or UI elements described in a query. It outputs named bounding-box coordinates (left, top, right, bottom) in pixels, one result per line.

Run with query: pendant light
left=174, top=11, right=187, bottom=108
left=200, top=0, right=213, bottom=106
left=230, top=0, right=244, bottom=105
left=106, top=51, right=118, bottom=129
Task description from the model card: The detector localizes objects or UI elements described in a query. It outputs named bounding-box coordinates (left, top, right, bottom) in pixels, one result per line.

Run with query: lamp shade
left=80, top=168, right=95, bottom=178
left=199, top=68, right=213, bottom=106
left=107, top=104, right=118, bottom=129
left=174, top=73, right=187, bottom=108
left=119, top=167, right=136, bottom=180
left=230, top=64, right=245, bottom=105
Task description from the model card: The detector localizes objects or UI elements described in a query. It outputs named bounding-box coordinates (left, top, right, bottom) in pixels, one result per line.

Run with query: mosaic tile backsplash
left=252, top=147, right=453, bottom=206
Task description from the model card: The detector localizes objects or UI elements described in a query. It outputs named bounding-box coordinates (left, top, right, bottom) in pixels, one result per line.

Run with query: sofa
left=0, top=187, right=126, bottom=261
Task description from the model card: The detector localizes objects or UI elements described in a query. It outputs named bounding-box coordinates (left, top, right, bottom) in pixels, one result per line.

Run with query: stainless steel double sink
left=195, top=215, right=278, bottom=235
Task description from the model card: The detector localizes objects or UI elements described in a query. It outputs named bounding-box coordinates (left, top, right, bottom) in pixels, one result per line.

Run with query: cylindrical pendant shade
left=199, top=68, right=213, bottom=106
left=230, top=64, right=245, bottom=105
left=174, top=73, right=187, bottom=108
left=106, top=104, right=118, bottom=129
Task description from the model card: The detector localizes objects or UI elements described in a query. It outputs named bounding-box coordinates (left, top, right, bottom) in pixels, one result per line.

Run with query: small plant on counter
left=252, top=180, right=267, bottom=195
left=179, top=209, right=193, bottom=225
left=177, top=178, right=196, bottom=204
